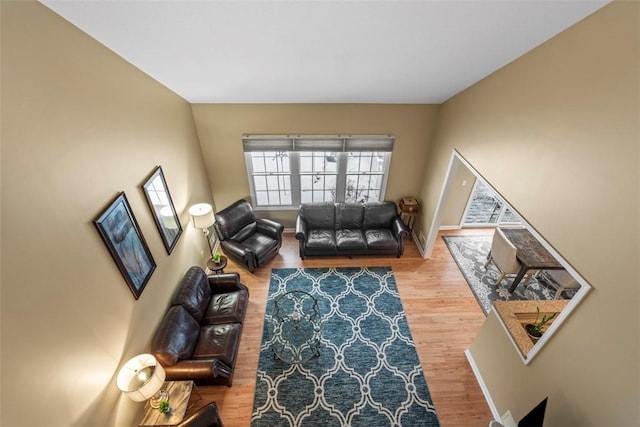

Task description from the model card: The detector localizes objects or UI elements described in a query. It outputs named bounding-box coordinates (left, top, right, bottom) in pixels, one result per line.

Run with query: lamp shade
left=116, top=354, right=166, bottom=402
left=188, top=203, right=215, bottom=229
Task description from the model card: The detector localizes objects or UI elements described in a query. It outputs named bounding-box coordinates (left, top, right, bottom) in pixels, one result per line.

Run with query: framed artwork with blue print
left=94, top=192, right=156, bottom=299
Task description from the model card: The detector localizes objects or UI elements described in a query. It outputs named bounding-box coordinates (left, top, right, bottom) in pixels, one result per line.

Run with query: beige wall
left=420, top=2, right=639, bottom=425
left=191, top=104, right=439, bottom=227
left=1, top=3, right=213, bottom=426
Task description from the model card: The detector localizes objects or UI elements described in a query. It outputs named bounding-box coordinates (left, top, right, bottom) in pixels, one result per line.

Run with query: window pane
left=256, top=191, right=269, bottom=206
left=367, top=190, right=380, bottom=202
left=300, top=155, right=313, bottom=173
left=325, top=175, right=337, bottom=192
left=281, top=192, right=292, bottom=205
left=312, top=191, right=324, bottom=202
left=312, top=174, right=324, bottom=190
left=369, top=174, right=383, bottom=190
left=301, top=190, right=312, bottom=203
left=279, top=175, right=291, bottom=191
left=264, top=155, right=278, bottom=172
left=325, top=153, right=338, bottom=171
left=300, top=175, right=312, bottom=190
left=252, top=155, right=265, bottom=173
left=371, top=153, right=385, bottom=172
left=268, top=191, right=280, bottom=205
left=266, top=175, right=278, bottom=189
left=347, top=154, right=360, bottom=172
left=359, top=156, right=373, bottom=172
left=253, top=175, right=267, bottom=191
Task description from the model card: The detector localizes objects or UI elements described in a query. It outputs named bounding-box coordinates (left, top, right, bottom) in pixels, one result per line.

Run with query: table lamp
left=188, top=203, right=215, bottom=259
left=116, top=353, right=168, bottom=408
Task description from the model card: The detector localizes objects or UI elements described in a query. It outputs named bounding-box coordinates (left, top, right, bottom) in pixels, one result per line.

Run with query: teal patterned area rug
left=250, top=267, right=440, bottom=427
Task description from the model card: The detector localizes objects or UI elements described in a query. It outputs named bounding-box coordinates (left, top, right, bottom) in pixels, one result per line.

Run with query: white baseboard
left=439, top=225, right=461, bottom=230
left=464, top=349, right=501, bottom=421
left=412, top=231, right=426, bottom=257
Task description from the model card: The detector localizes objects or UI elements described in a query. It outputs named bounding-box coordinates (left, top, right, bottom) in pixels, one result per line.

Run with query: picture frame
left=94, top=192, right=156, bottom=299
left=142, top=166, right=182, bottom=254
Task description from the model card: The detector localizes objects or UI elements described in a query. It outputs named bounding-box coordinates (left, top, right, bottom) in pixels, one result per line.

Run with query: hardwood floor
left=185, top=229, right=493, bottom=427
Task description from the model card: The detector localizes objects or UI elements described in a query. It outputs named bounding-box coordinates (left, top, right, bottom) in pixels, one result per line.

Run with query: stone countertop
left=493, top=299, right=569, bottom=358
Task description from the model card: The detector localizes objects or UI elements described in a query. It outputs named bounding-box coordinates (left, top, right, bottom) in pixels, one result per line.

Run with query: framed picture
left=142, top=166, right=182, bottom=254
left=94, top=192, right=156, bottom=299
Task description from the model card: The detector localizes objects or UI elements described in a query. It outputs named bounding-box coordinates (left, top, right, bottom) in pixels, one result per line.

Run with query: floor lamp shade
left=189, top=203, right=215, bottom=230
left=116, top=354, right=166, bottom=402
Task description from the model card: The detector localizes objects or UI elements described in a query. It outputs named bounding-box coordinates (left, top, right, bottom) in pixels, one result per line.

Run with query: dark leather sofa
left=151, top=267, right=248, bottom=386
left=177, top=403, right=224, bottom=427
left=295, top=201, right=410, bottom=259
left=213, top=199, right=284, bottom=273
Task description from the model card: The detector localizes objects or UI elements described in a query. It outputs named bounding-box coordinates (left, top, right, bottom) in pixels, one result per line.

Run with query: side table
left=139, top=381, right=193, bottom=426
left=206, top=255, right=227, bottom=274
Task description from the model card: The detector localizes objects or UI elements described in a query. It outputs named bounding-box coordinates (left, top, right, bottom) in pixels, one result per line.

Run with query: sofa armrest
left=391, top=217, right=410, bottom=239
left=164, top=359, right=232, bottom=382
left=295, top=215, right=307, bottom=241
left=256, top=218, right=284, bottom=240
left=207, top=273, right=244, bottom=293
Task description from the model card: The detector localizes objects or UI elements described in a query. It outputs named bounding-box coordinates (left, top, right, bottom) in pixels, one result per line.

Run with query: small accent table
left=499, top=228, right=563, bottom=293
left=271, top=290, right=321, bottom=364
left=139, top=381, right=193, bottom=426
left=207, top=256, right=227, bottom=274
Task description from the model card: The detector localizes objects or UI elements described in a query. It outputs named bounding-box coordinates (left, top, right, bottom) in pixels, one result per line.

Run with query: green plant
left=525, top=306, right=558, bottom=338
left=158, top=400, right=170, bottom=414
left=213, top=253, right=221, bottom=263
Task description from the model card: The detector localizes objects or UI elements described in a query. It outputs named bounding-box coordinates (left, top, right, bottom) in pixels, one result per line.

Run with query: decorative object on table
left=441, top=235, right=573, bottom=315
left=188, top=203, right=215, bottom=260
left=142, top=166, right=182, bottom=255
left=94, top=192, right=156, bottom=299
left=213, top=199, right=284, bottom=273
left=250, top=267, right=440, bottom=427
left=116, top=353, right=168, bottom=407
left=524, top=306, right=558, bottom=342
left=157, top=399, right=171, bottom=415
left=212, top=252, right=221, bottom=263
left=399, top=196, right=420, bottom=230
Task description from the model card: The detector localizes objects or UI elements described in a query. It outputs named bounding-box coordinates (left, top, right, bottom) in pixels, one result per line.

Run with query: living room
left=2, top=1, right=638, bottom=427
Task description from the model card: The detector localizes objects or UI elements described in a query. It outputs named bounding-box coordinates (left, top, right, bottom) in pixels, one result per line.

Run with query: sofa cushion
left=336, top=203, right=364, bottom=229
left=300, top=203, right=335, bottom=229
left=202, top=289, right=248, bottom=325
left=192, top=323, right=242, bottom=366
left=151, top=305, right=200, bottom=366
left=241, top=232, right=278, bottom=257
left=306, top=229, right=337, bottom=251
left=336, top=229, right=367, bottom=251
left=365, top=229, right=399, bottom=251
left=363, top=202, right=398, bottom=229
left=171, top=267, right=211, bottom=322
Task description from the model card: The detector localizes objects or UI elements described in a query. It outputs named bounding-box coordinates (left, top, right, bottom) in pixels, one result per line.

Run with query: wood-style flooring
left=184, top=229, right=493, bottom=427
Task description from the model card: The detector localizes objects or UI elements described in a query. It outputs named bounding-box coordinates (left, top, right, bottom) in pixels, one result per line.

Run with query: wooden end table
left=207, top=255, right=227, bottom=274
left=139, top=381, right=194, bottom=426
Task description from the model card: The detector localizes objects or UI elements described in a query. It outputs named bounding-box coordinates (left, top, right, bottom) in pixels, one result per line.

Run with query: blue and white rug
left=250, top=267, right=440, bottom=427
left=442, top=235, right=574, bottom=315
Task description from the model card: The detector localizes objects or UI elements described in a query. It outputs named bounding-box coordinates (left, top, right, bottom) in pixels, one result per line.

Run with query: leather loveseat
left=151, top=266, right=248, bottom=386
left=295, top=201, right=410, bottom=259
left=214, top=199, right=284, bottom=273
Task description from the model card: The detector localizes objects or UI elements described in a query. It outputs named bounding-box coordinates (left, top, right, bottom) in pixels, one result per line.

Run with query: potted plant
left=158, top=399, right=171, bottom=415
left=212, top=252, right=221, bottom=263
left=524, top=306, right=557, bottom=342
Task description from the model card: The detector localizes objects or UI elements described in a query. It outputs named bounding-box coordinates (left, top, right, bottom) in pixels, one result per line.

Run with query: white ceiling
left=41, top=0, right=610, bottom=104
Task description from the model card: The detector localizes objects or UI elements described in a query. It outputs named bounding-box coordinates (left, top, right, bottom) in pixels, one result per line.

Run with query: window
left=243, top=135, right=394, bottom=208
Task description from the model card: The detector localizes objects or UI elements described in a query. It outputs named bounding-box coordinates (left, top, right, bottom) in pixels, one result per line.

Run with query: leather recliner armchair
left=213, top=199, right=284, bottom=273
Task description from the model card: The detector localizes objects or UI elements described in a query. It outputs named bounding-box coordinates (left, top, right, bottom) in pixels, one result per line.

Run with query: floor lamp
left=188, top=203, right=215, bottom=260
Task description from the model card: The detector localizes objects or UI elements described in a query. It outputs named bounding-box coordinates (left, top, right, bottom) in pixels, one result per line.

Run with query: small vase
left=524, top=323, right=542, bottom=342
